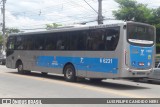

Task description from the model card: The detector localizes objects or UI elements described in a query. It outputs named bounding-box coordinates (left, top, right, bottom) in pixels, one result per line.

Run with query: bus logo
left=140, top=49, right=144, bottom=56
left=80, top=57, right=84, bottom=63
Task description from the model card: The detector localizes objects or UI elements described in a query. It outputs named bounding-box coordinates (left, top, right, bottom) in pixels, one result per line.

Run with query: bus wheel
left=89, top=78, right=103, bottom=82
left=64, top=64, right=76, bottom=82
left=17, top=62, right=25, bottom=74
left=25, top=70, right=31, bottom=74
left=41, top=72, right=48, bottom=76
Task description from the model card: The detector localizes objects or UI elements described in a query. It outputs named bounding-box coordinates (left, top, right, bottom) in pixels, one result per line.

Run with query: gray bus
left=6, top=21, right=156, bottom=82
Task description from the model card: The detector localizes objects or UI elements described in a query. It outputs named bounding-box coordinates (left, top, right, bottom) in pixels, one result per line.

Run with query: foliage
left=113, top=0, right=153, bottom=23
left=46, top=23, right=62, bottom=30
left=5, top=28, right=20, bottom=34
left=0, top=33, right=3, bottom=47
left=152, top=7, right=160, bottom=43
left=156, top=43, right=160, bottom=53
left=0, top=28, right=20, bottom=49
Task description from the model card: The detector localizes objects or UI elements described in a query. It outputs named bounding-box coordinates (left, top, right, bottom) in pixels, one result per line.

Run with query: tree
left=0, top=28, right=20, bottom=50
left=113, top=0, right=153, bottom=23
left=0, top=33, right=3, bottom=48
left=46, top=23, right=62, bottom=30
left=152, top=7, right=160, bottom=39
left=5, top=28, right=20, bottom=34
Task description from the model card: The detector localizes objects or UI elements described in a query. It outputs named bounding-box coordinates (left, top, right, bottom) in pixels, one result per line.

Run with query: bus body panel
left=6, top=22, right=155, bottom=79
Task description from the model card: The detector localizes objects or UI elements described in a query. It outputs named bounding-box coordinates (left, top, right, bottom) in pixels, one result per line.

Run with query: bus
left=6, top=21, right=156, bottom=82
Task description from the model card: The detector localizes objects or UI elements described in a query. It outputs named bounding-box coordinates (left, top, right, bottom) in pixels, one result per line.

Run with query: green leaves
left=113, top=0, right=153, bottom=22
left=5, top=28, right=20, bottom=34
left=0, top=33, right=3, bottom=46
left=46, top=23, right=62, bottom=30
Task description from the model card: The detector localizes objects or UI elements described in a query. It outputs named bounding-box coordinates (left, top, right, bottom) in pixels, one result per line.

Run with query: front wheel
left=64, top=64, right=76, bottom=82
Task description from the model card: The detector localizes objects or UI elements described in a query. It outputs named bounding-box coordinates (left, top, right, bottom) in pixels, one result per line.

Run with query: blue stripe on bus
left=36, top=56, right=118, bottom=74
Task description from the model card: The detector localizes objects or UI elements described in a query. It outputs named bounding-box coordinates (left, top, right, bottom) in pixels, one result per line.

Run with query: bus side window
left=23, top=37, right=34, bottom=50
left=35, top=35, right=45, bottom=50
left=56, top=34, right=65, bottom=50
left=105, top=28, right=120, bottom=51
left=15, top=36, right=23, bottom=50
left=44, top=34, right=56, bottom=50
left=88, top=29, right=105, bottom=50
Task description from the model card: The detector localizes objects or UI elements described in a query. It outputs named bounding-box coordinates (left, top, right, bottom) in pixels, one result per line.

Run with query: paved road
left=0, top=65, right=160, bottom=107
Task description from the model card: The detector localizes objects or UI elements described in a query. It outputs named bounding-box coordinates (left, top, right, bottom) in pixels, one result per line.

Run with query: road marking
left=1, top=71, right=147, bottom=98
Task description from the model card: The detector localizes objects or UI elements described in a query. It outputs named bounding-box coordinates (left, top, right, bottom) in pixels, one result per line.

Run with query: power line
left=83, top=0, right=98, bottom=14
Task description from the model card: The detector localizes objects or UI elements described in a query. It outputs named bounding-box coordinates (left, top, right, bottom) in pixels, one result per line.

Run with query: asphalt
left=0, top=65, right=160, bottom=107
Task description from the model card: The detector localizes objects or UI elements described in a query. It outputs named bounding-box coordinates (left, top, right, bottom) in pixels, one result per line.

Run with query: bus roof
left=9, top=21, right=153, bottom=36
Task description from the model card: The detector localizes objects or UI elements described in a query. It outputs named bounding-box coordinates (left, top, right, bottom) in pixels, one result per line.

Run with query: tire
left=0, top=61, right=2, bottom=65
left=25, top=70, right=31, bottom=74
left=90, top=78, right=103, bottom=82
left=17, top=62, right=25, bottom=74
left=64, top=64, right=76, bottom=82
left=41, top=72, right=48, bottom=75
left=148, top=80, right=153, bottom=83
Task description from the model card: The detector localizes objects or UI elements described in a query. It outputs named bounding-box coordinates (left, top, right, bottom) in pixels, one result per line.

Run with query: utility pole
left=2, top=0, right=6, bottom=50
left=98, top=0, right=103, bottom=25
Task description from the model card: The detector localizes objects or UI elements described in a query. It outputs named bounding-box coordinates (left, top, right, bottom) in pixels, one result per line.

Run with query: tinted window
left=87, top=27, right=120, bottom=51
left=7, top=36, right=15, bottom=50
left=23, top=36, right=34, bottom=50
left=34, top=35, right=45, bottom=50
left=127, top=23, right=154, bottom=46
left=56, top=33, right=66, bottom=50
left=15, top=36, right=23, bottom=50
left=69, top=31, right=87, bottom=50
left=44, top=34, right=56, bottom=50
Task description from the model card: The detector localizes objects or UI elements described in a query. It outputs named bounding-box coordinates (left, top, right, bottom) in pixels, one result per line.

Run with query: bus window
left=127, top=23, right=154, bottom=46
left=44, top=34, right=56, bottom=50
left=35, top=35, right=45, bottom=50
left=87, top=29, right=105, bottom=50
left=105, top=28, right=120, bottom=51
left=23, top=36, right=34, bottom=50
left=15, top=36, right=23, bottom=50
left=7, top=36, right=15, bottom=50
left=69, top=31, right=87, bottom=50
left=77, top=31, right=87, bottom=50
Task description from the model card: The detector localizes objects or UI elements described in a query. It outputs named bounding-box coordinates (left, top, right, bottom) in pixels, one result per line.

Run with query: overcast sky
left=0, top=0, right=160, bottom=32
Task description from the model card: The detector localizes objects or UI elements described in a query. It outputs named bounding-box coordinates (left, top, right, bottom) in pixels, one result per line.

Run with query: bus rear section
left=121, top=22, right=155, bottom=78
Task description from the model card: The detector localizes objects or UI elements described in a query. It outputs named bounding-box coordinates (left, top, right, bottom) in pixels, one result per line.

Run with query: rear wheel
left=17, top=62, right=25, bottom=74
left=64, top=64, right=76, bottom=82
left=25, top=70, right=31, bottom=74
left=41, top=72, right=48, bottom=75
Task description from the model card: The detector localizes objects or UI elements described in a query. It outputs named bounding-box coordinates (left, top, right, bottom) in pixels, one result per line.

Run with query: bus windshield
left=127, top=23, right=154, bottom=46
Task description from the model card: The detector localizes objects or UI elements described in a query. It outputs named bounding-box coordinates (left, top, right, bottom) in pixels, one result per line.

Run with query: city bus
left=6, top=21, right=156, bottom=82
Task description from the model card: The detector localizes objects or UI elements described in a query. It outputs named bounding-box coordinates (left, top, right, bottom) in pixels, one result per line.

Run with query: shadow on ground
left=8, top=71, right=150, bottom=90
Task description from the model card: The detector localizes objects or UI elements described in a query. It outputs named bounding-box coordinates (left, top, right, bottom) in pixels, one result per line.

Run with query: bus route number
left=100, top=58, right=113, bottom=64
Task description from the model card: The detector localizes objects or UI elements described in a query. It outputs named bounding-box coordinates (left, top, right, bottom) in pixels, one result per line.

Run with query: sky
left=0, top=0, right=160, bottom=32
